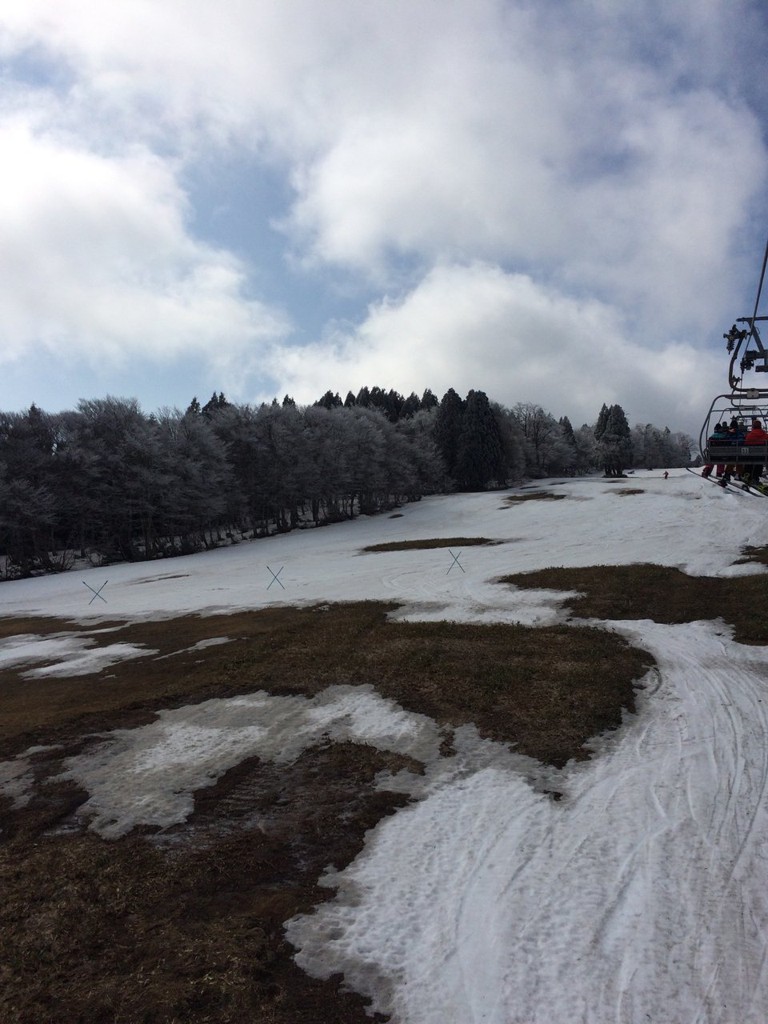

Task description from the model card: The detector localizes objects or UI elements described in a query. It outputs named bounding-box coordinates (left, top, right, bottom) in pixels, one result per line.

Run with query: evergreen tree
left=201, top=392, right=229, bottom=419
left=557, top=416, right=582, bottom=476
left=559, top=416, right=576, bottom=446
left=433, top=389, right=465, bottom=483
left=367, top=386, right=387, bottom=413
left=315, top=390, right=342, bottom=409
left=384, top=389, right=404, bottom=422
left=596, top=404, right=632, bottom=476
left=454, top=390, right=506, bottom=490
left=420, top=388, right=438, bottom=411
left=401, top=392, right=421, bottom=419
left=594, top=403, right=610, bottom=440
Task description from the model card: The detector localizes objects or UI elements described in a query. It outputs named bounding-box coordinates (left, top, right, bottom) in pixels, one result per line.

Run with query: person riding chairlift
left=719, top=420, right=746, bottom=486
left=743, top=418, right=768, bottom=487
left=703, top=422, right=728, bottom=478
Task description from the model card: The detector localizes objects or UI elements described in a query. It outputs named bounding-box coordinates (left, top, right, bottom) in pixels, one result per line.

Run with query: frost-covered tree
left=573, top=423, right=598, bottom=475
left=513, top=402, right=575, bottom=477
left=0, top=466, right=57, bottom=576
left=153, top=409, right=231, bottom=551
left=344, top=405, right=389, bottom=513
left=491, top=403, right=526, bottom=483
left=0, top=385, right=696, bottom=579
left=75, top=397, right=164, bottom=559
left=395, top=407, right=447, bottom=496
left=632, top=423, right=693, bottom=469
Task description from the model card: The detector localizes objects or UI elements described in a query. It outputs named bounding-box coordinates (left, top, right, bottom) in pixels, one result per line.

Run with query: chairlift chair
left=699, top=235, right=768, bottom=468
left=700, top=392, right=768, bottom=465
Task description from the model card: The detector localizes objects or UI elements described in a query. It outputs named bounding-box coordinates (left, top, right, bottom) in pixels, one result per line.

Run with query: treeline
left=0, top=389, right=692, bottom=578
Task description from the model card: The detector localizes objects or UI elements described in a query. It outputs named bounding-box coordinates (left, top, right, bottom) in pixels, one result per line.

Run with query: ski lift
left=700, top=236, right=768, bottom=466
left=700, top=393, right=768, bottom=465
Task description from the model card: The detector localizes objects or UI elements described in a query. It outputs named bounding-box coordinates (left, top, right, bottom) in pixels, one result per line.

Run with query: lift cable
left=728, top=233, right=768, bottom=390
left=749, top=234, right=768, bottom=326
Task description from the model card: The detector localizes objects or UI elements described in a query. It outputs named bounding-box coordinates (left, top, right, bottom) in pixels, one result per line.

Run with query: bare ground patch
left=503, top=491, right=567, bottom=504
left=738, top=545, right=768, bottom=567
left=361, top=536, right=502, bottom=553
left=500, top=562, right=768, bottom=644
left=1, top=746, right=402, bottom=1024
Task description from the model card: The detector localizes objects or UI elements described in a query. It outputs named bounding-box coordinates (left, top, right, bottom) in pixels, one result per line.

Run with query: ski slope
left=2, top=469, right=768, bottom=1023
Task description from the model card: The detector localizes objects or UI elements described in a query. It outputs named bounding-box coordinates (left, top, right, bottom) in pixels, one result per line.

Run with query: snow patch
left=59, top=685, right=443, bottom=838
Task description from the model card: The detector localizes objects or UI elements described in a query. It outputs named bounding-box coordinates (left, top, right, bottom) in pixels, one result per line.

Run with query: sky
left=1, top=1, right=767, bottom=438
left=3, top=470, right=768, bottom=1021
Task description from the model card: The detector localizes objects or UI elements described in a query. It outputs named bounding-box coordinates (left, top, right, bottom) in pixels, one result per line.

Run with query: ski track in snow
left=288, top=620, right=768, bottom=1024
left=2, top=472, right=768, bottom=1023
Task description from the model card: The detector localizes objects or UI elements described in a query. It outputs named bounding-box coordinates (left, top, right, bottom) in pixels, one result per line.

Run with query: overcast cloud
left=1, top=0, right=766, bottom=436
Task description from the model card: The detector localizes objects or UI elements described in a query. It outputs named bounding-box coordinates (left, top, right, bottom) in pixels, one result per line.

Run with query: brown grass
left=3, top=549, right=765, bottom=1023
left=361, top=536, right=501, bottom=553
left=503, top=491, right=567, bottom=504
left=0, top=603, right=647, bottom=765
left=739, top=545, right=768, bottom=567
left=499, top=560, right=768, bottom=645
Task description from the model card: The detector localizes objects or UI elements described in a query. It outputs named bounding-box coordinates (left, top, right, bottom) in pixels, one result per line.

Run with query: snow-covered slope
left=0, top=470, right=764, bottom=627
left=2, top=469, right=768, bottom=1024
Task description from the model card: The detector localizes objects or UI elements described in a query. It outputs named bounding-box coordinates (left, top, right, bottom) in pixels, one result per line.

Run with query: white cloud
left=0, top=118, right=289, bottom=370
left=277, top=12, right=766, bottom=343
left=0, top=0, right=765, bottom=424
left=267, top=262, right=722, bottom=436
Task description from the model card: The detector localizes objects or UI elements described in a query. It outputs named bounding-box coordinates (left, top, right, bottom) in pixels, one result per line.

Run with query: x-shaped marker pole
left=447, top=550, right=465, bottom=574
left=267, top=565, right=285, bottom=590
left=83, top=580, right=109, bottom=604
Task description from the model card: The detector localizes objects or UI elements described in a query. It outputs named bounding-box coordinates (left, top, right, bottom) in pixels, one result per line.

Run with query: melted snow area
left=2, top=470, right=768, bottom=1023
left=2, top=634, right=154, bottom=677
left=61, top=686, right=444, bottom=839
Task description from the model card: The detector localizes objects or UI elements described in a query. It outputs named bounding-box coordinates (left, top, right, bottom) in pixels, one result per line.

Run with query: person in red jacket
left=743, top=418, right=768, bottom=486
